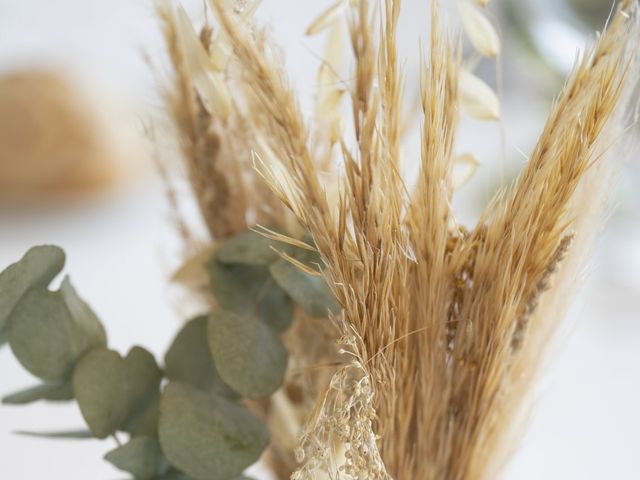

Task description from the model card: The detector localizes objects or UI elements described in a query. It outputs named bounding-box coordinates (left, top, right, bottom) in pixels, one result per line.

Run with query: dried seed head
left=315, top=18, right=346, bottom=126
left=458, top=0, right=500, bottom=58
left=175, top=7, right=232, bottom=118
left=305, top=0, right=348, bottom=36
left=317, top=82, right=346, bottom=118
left=204, top=73, right=232, bottom=119
left=209, top=35, right=231, bottom=71
left=459, top=69, right=501, bottom=120
left=176, top=7, right=214, bottom=72
left=453, top=152, right=481, bottom=189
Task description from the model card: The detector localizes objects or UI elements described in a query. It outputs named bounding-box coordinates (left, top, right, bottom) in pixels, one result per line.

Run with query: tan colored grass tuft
left=157, top=3, right=244, bottom=240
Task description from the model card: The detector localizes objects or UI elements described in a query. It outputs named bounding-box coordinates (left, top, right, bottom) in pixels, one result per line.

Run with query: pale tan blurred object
left=0, top=69, right=142, bottom=196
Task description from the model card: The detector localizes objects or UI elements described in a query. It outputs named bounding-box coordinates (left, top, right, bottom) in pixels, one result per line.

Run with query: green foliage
left=7, top=287, right=81, bottom=380
left=73, top=346, right=164, bottom=439
left=0, top=233, right=339, bottom=478
left=15, top=429, right=93, bottom=439
left=270, top=248, right=340, bottom=318
left=73, top=348, right=131, bottom=438
left=105, top=435, right=168, bottom=479
left=215, top=229, right=283, bottom=266
left=125, top=393, right=161, bottom=437
left=158, top=382, right=269, bottom=480
left=7, top=278, right=107, bottom=381
left=208, top=310, right=287, bottom=399
left=59, top=276, right=108, bottom=348
left=2, top=380, right=74, bottom=405
left=0, top=245, right=65, bottom=338
left=122, top=346, right=163, bottom=435
left=164, top=316, right=236, bottom=398
left=207, top=259, right=294, bottom=331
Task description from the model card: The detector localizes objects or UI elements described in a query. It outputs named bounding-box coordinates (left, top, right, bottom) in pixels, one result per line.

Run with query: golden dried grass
left=161, top=0, right=640, bottom=478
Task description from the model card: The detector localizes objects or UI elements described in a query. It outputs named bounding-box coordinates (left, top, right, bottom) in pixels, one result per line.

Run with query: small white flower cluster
left=292, top=336, right=390, bottom=480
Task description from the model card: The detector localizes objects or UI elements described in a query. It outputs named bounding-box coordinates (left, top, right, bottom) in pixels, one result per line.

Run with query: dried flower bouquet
left=1, top=1, right=639, bottom=479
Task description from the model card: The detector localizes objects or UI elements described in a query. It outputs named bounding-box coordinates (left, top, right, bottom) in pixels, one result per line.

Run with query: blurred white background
left=1, top=0, right=639, bottom=478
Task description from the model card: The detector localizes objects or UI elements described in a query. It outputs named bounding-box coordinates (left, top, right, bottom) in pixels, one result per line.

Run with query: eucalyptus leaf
left=7, top=278, right=106, bottom=381
left=269, top=249, right=340, bottom=318
left=0, top=330, right=7, bottom=347
left=207, top=259, right=293, bottom=331
left=14, top=429, right=92, bottom=439
left=254, top=279, right=294, bottom=332
left=124, top=393, right=160, bottom=437
left=208, top=311, right=287, bottom=399
left=60, top=276, right=107, bottom=351
left=2, top=380, right=73, bottom=405
left=150, top=469, right=194, bottom=480
left=8, top=288, right=83, bottom=381
left=104, top=436, right=168, bottom=479
left=0, top=245, right=65, bottom=336
left=216, top=230, right=283, bottom=266
left=73, top=348, right=128, bottom=438
left=121, top=346, right=162, bottom=435
left=164, top=316, right=235, bottom=398
left=124, top=347, right=162, bottom=411
left=158, top=382, right=269, bottom=480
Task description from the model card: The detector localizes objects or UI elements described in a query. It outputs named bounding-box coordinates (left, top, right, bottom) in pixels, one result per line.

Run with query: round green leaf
left=2, top=380, right=73, bottom=405
left=7, top=277, right=106, bottom=381
left=269, top=249, right=340, bottom=318
left=60, top=276, right=107, bottom=351
left=207, top=260, right=293, bottom=331
left=0, top=245, right=65, bottom=335
left=121, top=346, right=162, bottom=435
left=207, top=311, right=287, bottom=398
left=104, top=435, right=168, bottom=479
left=164, top=316, right=236, bottom=398
left=73, top=348, right=128, bottom=438
left=124, top=393, right=160, bottom=437
left=8, top=289, right=81, bottom=381
left=216, top=230, right=282, bottom=266
left=207, top=260, right=267, bottom=311
left=255, top=278, right=294, bottom=332
left=124, top=346, right=162, bottom=410
left=159, top=382, right=269, bottom=480
left=152, top=468, right=194, bottom=479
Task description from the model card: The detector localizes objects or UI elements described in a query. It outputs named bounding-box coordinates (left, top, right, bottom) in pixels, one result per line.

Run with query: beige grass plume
left=164, top=0, right=640, bottom=478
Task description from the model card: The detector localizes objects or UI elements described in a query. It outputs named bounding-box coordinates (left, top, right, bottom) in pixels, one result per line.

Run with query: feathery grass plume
left=474, top=4, right=640, bottom=475
left=156, top=2, right=243, bottom=240
left=203, top=0, right=639, bottom=478
left=156, top=0, right=293, bottom=241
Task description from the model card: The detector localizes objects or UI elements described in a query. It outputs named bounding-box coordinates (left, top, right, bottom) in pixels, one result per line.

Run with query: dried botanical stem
left=443, top=5, right=637, bottom=478
left=158, top=3, right=247, bottom=241
left=510, top=234, right=573, bottom=352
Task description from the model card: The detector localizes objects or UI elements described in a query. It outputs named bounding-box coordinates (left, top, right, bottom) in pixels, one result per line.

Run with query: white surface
left=1, top=1, right=639, bottom=479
